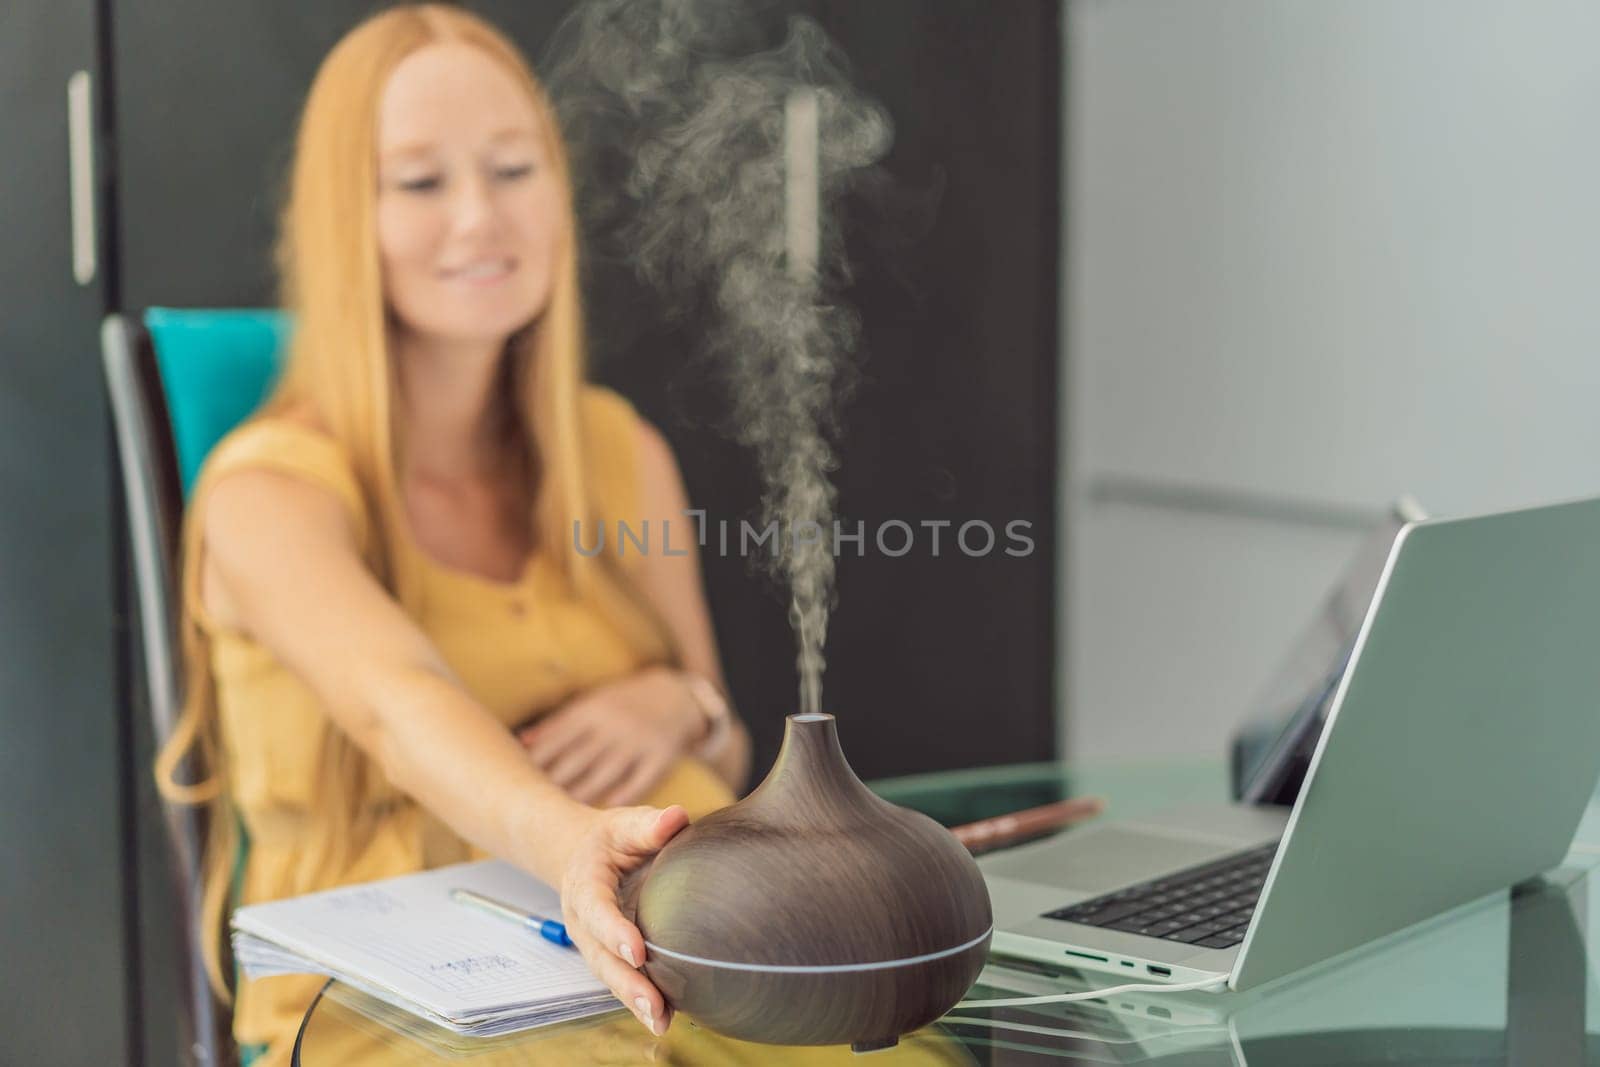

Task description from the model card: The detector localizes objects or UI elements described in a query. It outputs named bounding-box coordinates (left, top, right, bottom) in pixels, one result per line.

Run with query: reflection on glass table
left=295, top=759, right=1600, bottom=1065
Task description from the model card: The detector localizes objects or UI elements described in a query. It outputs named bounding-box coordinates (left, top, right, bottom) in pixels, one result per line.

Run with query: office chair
left=102, top=308, right=289, bottom=1067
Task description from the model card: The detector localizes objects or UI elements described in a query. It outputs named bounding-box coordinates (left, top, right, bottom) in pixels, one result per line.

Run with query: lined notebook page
left=232, top=859, right=610, bottom=1023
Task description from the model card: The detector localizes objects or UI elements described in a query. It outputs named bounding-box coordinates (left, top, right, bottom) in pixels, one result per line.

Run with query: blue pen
left=451, top=888, right=575, bottom=949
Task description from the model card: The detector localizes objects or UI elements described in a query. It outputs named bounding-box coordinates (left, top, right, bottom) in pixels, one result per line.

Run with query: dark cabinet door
left=0, top=3, right=133, bottom=1064
left=111, top=0, right=1058, bottom=785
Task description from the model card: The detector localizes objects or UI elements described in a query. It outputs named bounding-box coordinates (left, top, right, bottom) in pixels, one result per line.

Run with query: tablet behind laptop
left=1235, top=496, right=1426, bottom=806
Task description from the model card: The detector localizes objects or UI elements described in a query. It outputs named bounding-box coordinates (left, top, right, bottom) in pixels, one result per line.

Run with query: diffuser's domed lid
left=633, top=713, right=993, bottom=971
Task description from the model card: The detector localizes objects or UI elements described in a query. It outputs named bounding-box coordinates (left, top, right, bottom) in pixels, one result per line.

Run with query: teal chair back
left=143, top=307, right=291, bottom=496
left=102, top=308, right=290, bottom=1067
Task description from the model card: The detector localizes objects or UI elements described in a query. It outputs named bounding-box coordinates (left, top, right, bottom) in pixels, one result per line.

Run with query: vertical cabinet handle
left=67, top=70, right=96, bottom=286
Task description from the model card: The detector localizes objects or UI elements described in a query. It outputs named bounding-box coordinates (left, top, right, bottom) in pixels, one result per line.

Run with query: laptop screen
left=1235, top=499, right=1423, bottom=805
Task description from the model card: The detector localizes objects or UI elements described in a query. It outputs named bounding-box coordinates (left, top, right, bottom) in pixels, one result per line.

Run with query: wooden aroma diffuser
left=621, top=712, right=992, bottom=1051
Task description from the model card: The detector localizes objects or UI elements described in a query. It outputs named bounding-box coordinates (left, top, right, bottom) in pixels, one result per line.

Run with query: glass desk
left=294, top=759, right=1600, bottom=1064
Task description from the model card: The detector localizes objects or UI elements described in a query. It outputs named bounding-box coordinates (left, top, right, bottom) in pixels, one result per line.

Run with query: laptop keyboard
left=1042, top=842, right=1280, bottom=950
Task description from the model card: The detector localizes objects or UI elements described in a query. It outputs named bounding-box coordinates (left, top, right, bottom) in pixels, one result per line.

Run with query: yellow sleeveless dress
left=188, top=385, right=735, bottom=1065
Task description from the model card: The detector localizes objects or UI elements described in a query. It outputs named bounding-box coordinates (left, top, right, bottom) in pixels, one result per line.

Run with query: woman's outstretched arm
left=201, top=466, right=678, bottom=1034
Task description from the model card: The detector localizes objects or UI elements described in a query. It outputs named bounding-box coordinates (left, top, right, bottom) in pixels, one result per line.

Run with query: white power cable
left=940, top=1014, right=1232, bottom=1044
left=952, top=974, right=1229, bottom=1009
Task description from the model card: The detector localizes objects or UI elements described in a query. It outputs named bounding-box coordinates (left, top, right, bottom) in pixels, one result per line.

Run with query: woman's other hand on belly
left=517, top=667, right=703, bottom=807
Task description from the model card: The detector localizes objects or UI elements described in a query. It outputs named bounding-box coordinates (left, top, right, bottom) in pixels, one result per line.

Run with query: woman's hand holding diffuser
left=554, top=802, right=690, bottom=1037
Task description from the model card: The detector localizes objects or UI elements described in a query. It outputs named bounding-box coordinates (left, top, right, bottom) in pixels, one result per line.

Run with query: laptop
left=965, top=857, right=1575, bottom=1060
left=982, top=495, right=1600, bottom=993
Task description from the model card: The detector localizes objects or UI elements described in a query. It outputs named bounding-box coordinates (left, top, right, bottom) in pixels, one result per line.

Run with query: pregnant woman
left=155, top=5, right=751, bottom=1063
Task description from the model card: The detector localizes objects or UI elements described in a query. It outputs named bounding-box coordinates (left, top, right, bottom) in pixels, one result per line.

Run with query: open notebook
left=233, top=859, right=619, bottom=1037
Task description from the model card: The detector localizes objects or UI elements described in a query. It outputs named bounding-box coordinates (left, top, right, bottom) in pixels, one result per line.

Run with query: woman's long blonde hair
left=155, top=3, right=678, bottom=1000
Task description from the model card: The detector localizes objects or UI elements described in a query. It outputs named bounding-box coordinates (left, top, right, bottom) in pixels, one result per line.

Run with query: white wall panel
left=1062, top=0, right=1600, bottom=759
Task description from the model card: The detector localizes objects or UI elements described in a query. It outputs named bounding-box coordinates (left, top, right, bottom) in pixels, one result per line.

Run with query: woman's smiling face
left=375, top=41, right=563, bottom=346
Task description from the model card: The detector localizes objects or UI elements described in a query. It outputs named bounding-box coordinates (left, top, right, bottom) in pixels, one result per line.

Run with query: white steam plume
left=545, top=0, right=894, bottom=715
